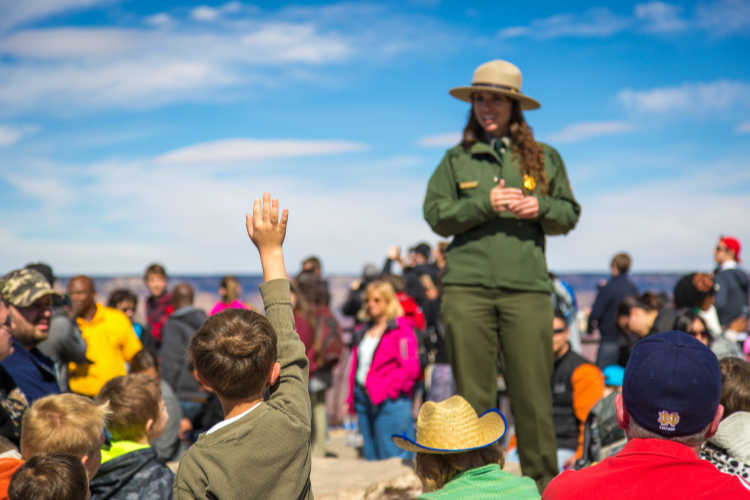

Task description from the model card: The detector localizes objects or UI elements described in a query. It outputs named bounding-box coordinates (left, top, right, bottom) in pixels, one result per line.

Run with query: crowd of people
left=0, top=57, right=748, bottom=500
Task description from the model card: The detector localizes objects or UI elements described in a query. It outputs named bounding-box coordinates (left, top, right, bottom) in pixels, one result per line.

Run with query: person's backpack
left=310, top=307, right=344, bottom=389
left=575, top=391, right=626, bottom=469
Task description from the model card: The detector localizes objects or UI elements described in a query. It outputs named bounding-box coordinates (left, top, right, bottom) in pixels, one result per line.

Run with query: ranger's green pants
left=442, top=285, right=558, bottom=492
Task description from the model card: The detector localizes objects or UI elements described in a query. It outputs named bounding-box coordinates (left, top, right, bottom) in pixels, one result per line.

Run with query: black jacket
left=552, top=348, right=589, bottom=451
left=90, top=446, right=174, bottom=500
left=159, top=307, right=207, bottom=401
left=588, top=274, right=638, bottom=343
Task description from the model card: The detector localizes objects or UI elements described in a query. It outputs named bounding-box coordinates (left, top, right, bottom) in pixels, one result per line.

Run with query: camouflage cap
left=1, top=269, right=60, bottom=308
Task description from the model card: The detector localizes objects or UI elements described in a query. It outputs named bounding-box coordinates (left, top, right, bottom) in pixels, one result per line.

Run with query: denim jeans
left=354, top=385, right=414, bottom=460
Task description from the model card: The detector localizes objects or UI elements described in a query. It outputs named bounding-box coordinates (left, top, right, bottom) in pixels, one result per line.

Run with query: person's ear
left=268, top=362, right=281, bottom=387
left=615, top=393, right=629, bottom=430
left=145, top=417, right=154, bottom=435
left=193, top=369, right=214, bottom=393
left=706, top=404, right=725, bottom=439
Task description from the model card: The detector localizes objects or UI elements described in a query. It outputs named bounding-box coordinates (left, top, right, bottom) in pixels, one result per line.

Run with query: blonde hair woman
left=423, top=59, right=580, bottom=490
left=346, top=281, right=421, bottom=460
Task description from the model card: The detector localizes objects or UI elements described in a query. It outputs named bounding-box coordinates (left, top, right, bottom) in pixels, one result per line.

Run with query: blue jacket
left=0, top=339, right=59, bottom=404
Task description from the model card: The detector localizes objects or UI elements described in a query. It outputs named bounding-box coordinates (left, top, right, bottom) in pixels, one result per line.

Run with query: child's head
left=129, top=349, right=159, bottom=379
left=718, top=357, right=750, bottom=417
left=96, top=374, right=167, bottom=444
left=392, top=396, right=507, bottom=493
left=143, top=263, right=168, bottom=297
left=20, top=394, right=110, bottom=478
left=219, top=275, right=242, bottom=303
left=9, top=453, right=89, bottom=500
left=416, top=443, right=504, bottom=492
left=188, top=308, right=279, bottom=402
left=107, top=288, right=138, bottom=322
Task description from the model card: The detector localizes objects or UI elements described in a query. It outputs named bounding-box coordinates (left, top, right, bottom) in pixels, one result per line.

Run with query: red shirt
left=543, top=438, right=750, bottom=500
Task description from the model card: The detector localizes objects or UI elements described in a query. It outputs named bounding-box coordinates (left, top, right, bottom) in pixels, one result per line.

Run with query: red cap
left=720, top=236, right=741, bottom=263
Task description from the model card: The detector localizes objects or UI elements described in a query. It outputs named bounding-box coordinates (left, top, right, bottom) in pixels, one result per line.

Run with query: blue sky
left=1, top=0, right=749, bottom=275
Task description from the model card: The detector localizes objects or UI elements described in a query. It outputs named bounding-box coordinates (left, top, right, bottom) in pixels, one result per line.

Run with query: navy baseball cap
left=623, top=331, right=721, bottom=437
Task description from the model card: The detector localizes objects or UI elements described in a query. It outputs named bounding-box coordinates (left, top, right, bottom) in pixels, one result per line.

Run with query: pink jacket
left=346, top=316, right=421, bottom=412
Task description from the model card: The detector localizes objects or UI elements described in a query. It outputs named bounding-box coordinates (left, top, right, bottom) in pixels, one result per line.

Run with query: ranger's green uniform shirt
left=423, top=141, right=580, bottom=293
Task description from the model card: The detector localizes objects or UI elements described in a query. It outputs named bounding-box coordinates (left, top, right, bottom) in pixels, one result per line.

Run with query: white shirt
left=356, top=334, right=380, bottom=386
left=206, top=401, right=262, bottom=435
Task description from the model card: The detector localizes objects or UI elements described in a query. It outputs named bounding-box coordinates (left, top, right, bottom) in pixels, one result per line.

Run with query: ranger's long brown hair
left=461, top=99, right=548, bottom=195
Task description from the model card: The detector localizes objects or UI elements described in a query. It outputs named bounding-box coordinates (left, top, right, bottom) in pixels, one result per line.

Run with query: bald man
left=160, top=283, right=207, bottom=420
left=67, top=275, right=142, bottom=397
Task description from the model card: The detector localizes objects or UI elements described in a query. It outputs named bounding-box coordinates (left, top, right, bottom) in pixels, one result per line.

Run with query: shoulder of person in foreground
left=246, top=194, right=309, bottom=420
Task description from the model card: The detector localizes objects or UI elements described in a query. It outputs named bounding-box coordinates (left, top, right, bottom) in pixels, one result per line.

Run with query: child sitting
left=90, top=373, right=173, bottom=499
left=392, top=395, right=539, bottom=499
left=0, top=394, right=110, bottom=498
left=174, top=193, right=312, bottom=499
left=9, top=453, right=90, bottom=500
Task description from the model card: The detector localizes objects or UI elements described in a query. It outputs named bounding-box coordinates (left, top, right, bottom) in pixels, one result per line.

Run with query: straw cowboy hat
left=450, top=60, right=540, bottom=110
left=392, top=395, right=507, bottom=454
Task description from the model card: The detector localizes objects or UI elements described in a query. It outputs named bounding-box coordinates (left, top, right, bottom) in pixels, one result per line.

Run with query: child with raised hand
left=174, top=194, right=312, bottom=500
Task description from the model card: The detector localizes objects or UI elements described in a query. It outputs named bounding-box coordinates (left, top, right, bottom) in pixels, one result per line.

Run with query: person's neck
left=555, top=342, right=570, bottom=359
left=82, top=304, right=97, bottom=322
left=221, top=396, right=263, bottom=420
left=372, top=317, right=388, bottom=330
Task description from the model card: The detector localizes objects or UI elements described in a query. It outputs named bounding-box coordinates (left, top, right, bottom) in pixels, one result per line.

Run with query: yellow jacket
left=69, top=304, right=142, bottom=396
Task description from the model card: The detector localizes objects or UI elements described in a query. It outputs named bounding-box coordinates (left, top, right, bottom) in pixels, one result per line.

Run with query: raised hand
left=245, top=193, right=289, bottom=281
left=489, top=178, right=523, bottom=213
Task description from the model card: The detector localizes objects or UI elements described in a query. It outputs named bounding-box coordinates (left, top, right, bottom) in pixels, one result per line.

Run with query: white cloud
left=695, top=0, right=750, bottom=36
left=547, top=166, right=750, bottom=271
left=0, top=124, right=38, bottom=146
left=417, top=133, right=461, bottom=148
left=737, top=122, right=750, bottom=133
left=0, top=28, right=148, bottom=59
left=0, top=0, right=111, bottom=32
left=155, top=139, right=369, bottom=165
left=499, top=1, right=748, bottom=40
left=546, top=121, right=635, bottom=144
left=0, top=152, right=436, bottom=274
left=617, top=80, right=750, bottom=113
left=145, top=13, right=173, bottom=27
left=6, top=174, right=73, bottom=207
left=191, top=6, right=220, bottom=22
left=635, top=2, right=688, bottom=33
left=191, top=2, right=253, bottom=22
left=0, top=5, right=449, bottom=113
left=498, top=8, right=630, bottom=39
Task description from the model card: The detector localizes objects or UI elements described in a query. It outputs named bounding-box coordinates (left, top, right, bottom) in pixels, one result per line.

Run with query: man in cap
left=25, top=263, right=88, bottom=392
left=543, top=331, right=750, bottom=499
left=0, top=269, right=61, bottom=404
left=713, top=236, right=749, bottom=330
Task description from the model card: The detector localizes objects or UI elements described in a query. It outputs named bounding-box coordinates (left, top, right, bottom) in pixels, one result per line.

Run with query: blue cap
left=602, top=365, right=624, bottom=387
left=623, top=331, right=721, bottom=437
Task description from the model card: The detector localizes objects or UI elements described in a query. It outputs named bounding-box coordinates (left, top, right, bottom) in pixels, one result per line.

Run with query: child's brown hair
left=188, top=308, right=277, bottom=400
left=9, top=453, right=89, bottom=500
left=21, top=394, right=110, bottom=459
left=96, top=374, right=161, bottom=442
left=719, top=357, right=750, bottom=416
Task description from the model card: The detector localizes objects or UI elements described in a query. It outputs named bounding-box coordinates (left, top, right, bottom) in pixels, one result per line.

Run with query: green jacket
left=419, top=463, right=540, bottom=499
left=173, top=279, right=312, bottom=500
left=423, top=141, right=580, bottom=292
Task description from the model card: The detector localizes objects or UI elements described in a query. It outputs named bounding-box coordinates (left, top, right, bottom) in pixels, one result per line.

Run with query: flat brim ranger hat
left=449, top=60, right=541, bottom=110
